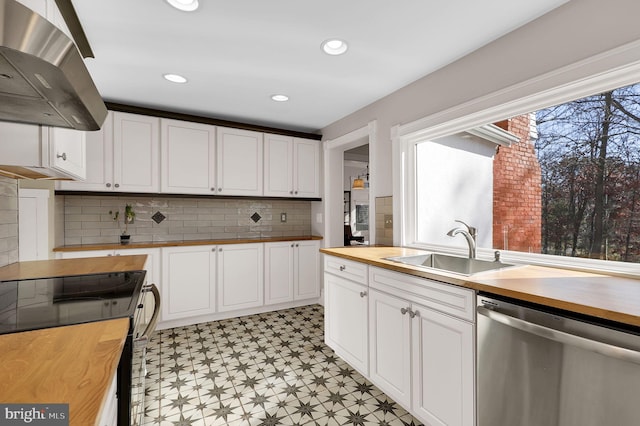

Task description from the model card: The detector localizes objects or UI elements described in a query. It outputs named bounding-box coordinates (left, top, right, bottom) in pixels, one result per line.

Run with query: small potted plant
left=109, top=204, right=136, bottom=245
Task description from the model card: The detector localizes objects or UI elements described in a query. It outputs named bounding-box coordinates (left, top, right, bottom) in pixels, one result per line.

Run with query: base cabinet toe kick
left=323, top=255, right=475, bottom=426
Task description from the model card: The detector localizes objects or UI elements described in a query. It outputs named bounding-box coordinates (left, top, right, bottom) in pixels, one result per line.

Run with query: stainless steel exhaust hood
left=0, top=0, right=107, bottom=130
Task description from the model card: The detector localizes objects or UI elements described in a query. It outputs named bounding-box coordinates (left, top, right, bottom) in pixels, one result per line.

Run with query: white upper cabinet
left=113, top=112, right=160, bottom=192
left=264, top=135, right=320, bottom=198
left=293, top=138, right=320, bottom=198
left=161, top=119, right=216, bottom=195
left=264, top=134, right=294, bottom=197
left=48, top=127, right=86, bottom=180
left=58, top=112, right=112, bottom=190
left=0, top=121, right=86, bottom=180
left=216, top=127, right=263, bottom=196
left=58, top=111, right=160, bottom=192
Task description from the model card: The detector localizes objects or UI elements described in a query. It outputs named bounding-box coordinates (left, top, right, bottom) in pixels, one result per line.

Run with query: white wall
left=415, top=135, right=495, bottom=248
left=321, top=0, right=640, bottom=203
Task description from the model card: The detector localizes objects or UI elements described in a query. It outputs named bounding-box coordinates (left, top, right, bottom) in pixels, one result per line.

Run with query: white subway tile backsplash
left=63, top=195, right=312, bottom=245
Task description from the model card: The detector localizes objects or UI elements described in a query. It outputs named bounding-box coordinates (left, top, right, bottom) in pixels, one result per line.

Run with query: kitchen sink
left=384, top=253, right=515, bottom=276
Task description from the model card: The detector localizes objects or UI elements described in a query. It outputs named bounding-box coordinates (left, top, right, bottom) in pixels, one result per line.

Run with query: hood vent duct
left=0, top=0, right=107, bottom=130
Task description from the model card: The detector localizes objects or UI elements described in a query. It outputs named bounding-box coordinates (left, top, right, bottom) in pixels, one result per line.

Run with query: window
left=400, top=79, right=640, bottom=272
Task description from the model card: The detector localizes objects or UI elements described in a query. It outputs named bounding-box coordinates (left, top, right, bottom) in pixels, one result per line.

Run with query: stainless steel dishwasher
left=477, top=294, right=640, bottom=426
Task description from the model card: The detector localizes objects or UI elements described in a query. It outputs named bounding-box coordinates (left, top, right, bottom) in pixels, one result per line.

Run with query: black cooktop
left=0, top=270, right=145, bottom=334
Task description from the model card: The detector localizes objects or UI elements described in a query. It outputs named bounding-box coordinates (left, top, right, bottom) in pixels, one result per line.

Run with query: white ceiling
left=72, top=0, right=567, bottom=134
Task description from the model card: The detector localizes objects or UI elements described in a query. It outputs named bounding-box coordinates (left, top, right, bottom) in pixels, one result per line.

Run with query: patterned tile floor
left=143, top=304, right=424, bottom=425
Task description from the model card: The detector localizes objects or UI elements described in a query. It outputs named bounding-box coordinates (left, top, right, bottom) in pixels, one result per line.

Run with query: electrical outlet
left=280, top=212, right=287, bottom=223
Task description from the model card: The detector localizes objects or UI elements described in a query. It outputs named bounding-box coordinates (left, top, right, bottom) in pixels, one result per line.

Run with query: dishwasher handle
left=477, top=305, right=640, bottom=365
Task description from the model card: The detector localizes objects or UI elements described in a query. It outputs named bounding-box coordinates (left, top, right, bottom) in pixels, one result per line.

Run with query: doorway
left=323, top=121, right=377, bottom=248
left=343, top=145, right=369, bottom=246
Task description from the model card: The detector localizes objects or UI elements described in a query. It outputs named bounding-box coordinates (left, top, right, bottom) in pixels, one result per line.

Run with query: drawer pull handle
left=359, top=291, right=367, bottom=298
left=339, top=265, right=345, bottom=271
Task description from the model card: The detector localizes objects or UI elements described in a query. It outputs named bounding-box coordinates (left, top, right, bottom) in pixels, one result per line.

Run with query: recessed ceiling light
left=163, top=73, right=188, bottom=84
left=271, top=94, right=289, bottom=102
left=321, top=39, right=348, bottom=56
left=166, top=0, right=199, bottom=12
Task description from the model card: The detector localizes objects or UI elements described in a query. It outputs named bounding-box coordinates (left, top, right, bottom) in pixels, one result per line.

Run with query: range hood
left=0, top=0, right=107, bottom=130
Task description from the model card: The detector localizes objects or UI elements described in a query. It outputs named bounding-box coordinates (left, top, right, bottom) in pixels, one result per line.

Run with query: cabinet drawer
left=324, top=255, right=368, bottom=284
left=369, top=266, right=475, bottom=322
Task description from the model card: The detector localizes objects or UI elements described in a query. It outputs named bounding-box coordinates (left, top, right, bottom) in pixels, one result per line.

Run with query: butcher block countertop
left=0, top=255, right=148, bottom=281
left=321, top=246, right=640, bottom=328
left=0, top=318, right=129, bottom=426
left=54, top=235, right=323, bottom=252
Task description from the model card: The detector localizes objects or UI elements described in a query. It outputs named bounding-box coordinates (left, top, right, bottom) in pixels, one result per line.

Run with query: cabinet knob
left=211, top=248, right=216, bottom=252
left=218, top=188, right=222, bottom=192
left=339, top=265, right=345, bottom=271
left=56, top=152, right=67, bottom=161
left=294, top=190, right=298, bottom=194
left=295, top=243, right=299, bottom=247
left=106, top=183, right=112, bottom=188
left=401, top=307, right=408, bottom=315
left=211, top=187, right=216, bottom=192
left=289, top=191, right=293, bottom=195
left=218, top=248, right=222, bottom=252
left=114, top=183, right=120, bottom=188
left=291, top=244, right=294, bottom=247
left=408, top=309, right=418, bottom=319
left=359, top=291, right=367, bottom=298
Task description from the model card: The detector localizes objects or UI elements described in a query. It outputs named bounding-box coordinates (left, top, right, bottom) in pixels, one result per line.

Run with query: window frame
left=394, top=56, right=640, bottom=276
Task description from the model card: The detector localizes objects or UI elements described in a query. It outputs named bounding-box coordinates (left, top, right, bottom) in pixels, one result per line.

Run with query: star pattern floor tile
left=141, top=304, right=424, bottom=426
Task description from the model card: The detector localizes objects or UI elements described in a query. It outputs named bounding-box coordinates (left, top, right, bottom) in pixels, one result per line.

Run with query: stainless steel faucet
left=447, top=220, right=477, bottom=259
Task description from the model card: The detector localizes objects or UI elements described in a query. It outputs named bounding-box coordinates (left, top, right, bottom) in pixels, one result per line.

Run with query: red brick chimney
left=493, top=114, right=542, bottom=253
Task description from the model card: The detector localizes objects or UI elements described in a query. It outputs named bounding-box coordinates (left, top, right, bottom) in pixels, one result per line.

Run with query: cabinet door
left=217, top=243, right=264, bottom=312
left=264, top=241, right=294, bottom=305
left=294, top=240, right=320, bottom=300
left=368, top=289, right=412, bottom=409
left=324, top=273, right=368, bottom=374
left=162, top=246, right=216, bottom=321
left=113, top=112, right=159, bottom=193
left=49, top=127, right=86, bottom=180
left=58, top=111, right=113, bottom=191
left=161, top=119, right=216, bottom=194
left=216, top=127, right=263, bottom=196
left=293, top=138, right=320, bottom=198
left=411, top=302, right=474, bottom=426
left=263, top=134, right=293, bottom=197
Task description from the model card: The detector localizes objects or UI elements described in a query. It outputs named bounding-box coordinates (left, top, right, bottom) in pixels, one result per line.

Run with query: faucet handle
left=454, top=219, right=477, bottom=237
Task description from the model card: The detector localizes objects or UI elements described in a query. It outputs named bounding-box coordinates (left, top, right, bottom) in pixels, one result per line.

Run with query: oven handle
left=478, top=305, right=640, bottom=365
left=137, top=283, right=161, bottom=343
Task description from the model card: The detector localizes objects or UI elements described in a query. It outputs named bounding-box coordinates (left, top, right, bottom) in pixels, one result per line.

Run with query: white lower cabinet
left=368, top=289, right=412, bottom=408
left=217, top=243, right=264, bottom=312
left=325, top=257, right=475, bottom=426
left=411, top=301, right=474, bottom=426
left=162, top=245, right=216, bottom=321
left=324, top=272, right=369, bottom=375
left=265, top=240, right=320, bottom=305
left=368, top=266, right=475, bottom=426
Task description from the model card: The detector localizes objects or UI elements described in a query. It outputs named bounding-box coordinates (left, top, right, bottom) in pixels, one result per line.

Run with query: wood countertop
left=0, top=255, right=148, bottom=281
left=0, top=318, right=129, bottom=426
left=54, top=235, right=323, bottom=252
left=320, top=246, right=640, bottom=327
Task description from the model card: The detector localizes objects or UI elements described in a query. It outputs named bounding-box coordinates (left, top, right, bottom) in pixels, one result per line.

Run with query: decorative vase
left=120, top=234, right=131, bottom=245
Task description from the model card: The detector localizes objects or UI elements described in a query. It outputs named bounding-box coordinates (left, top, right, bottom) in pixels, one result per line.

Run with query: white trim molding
left=394, top=39, right=640, bottom=276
